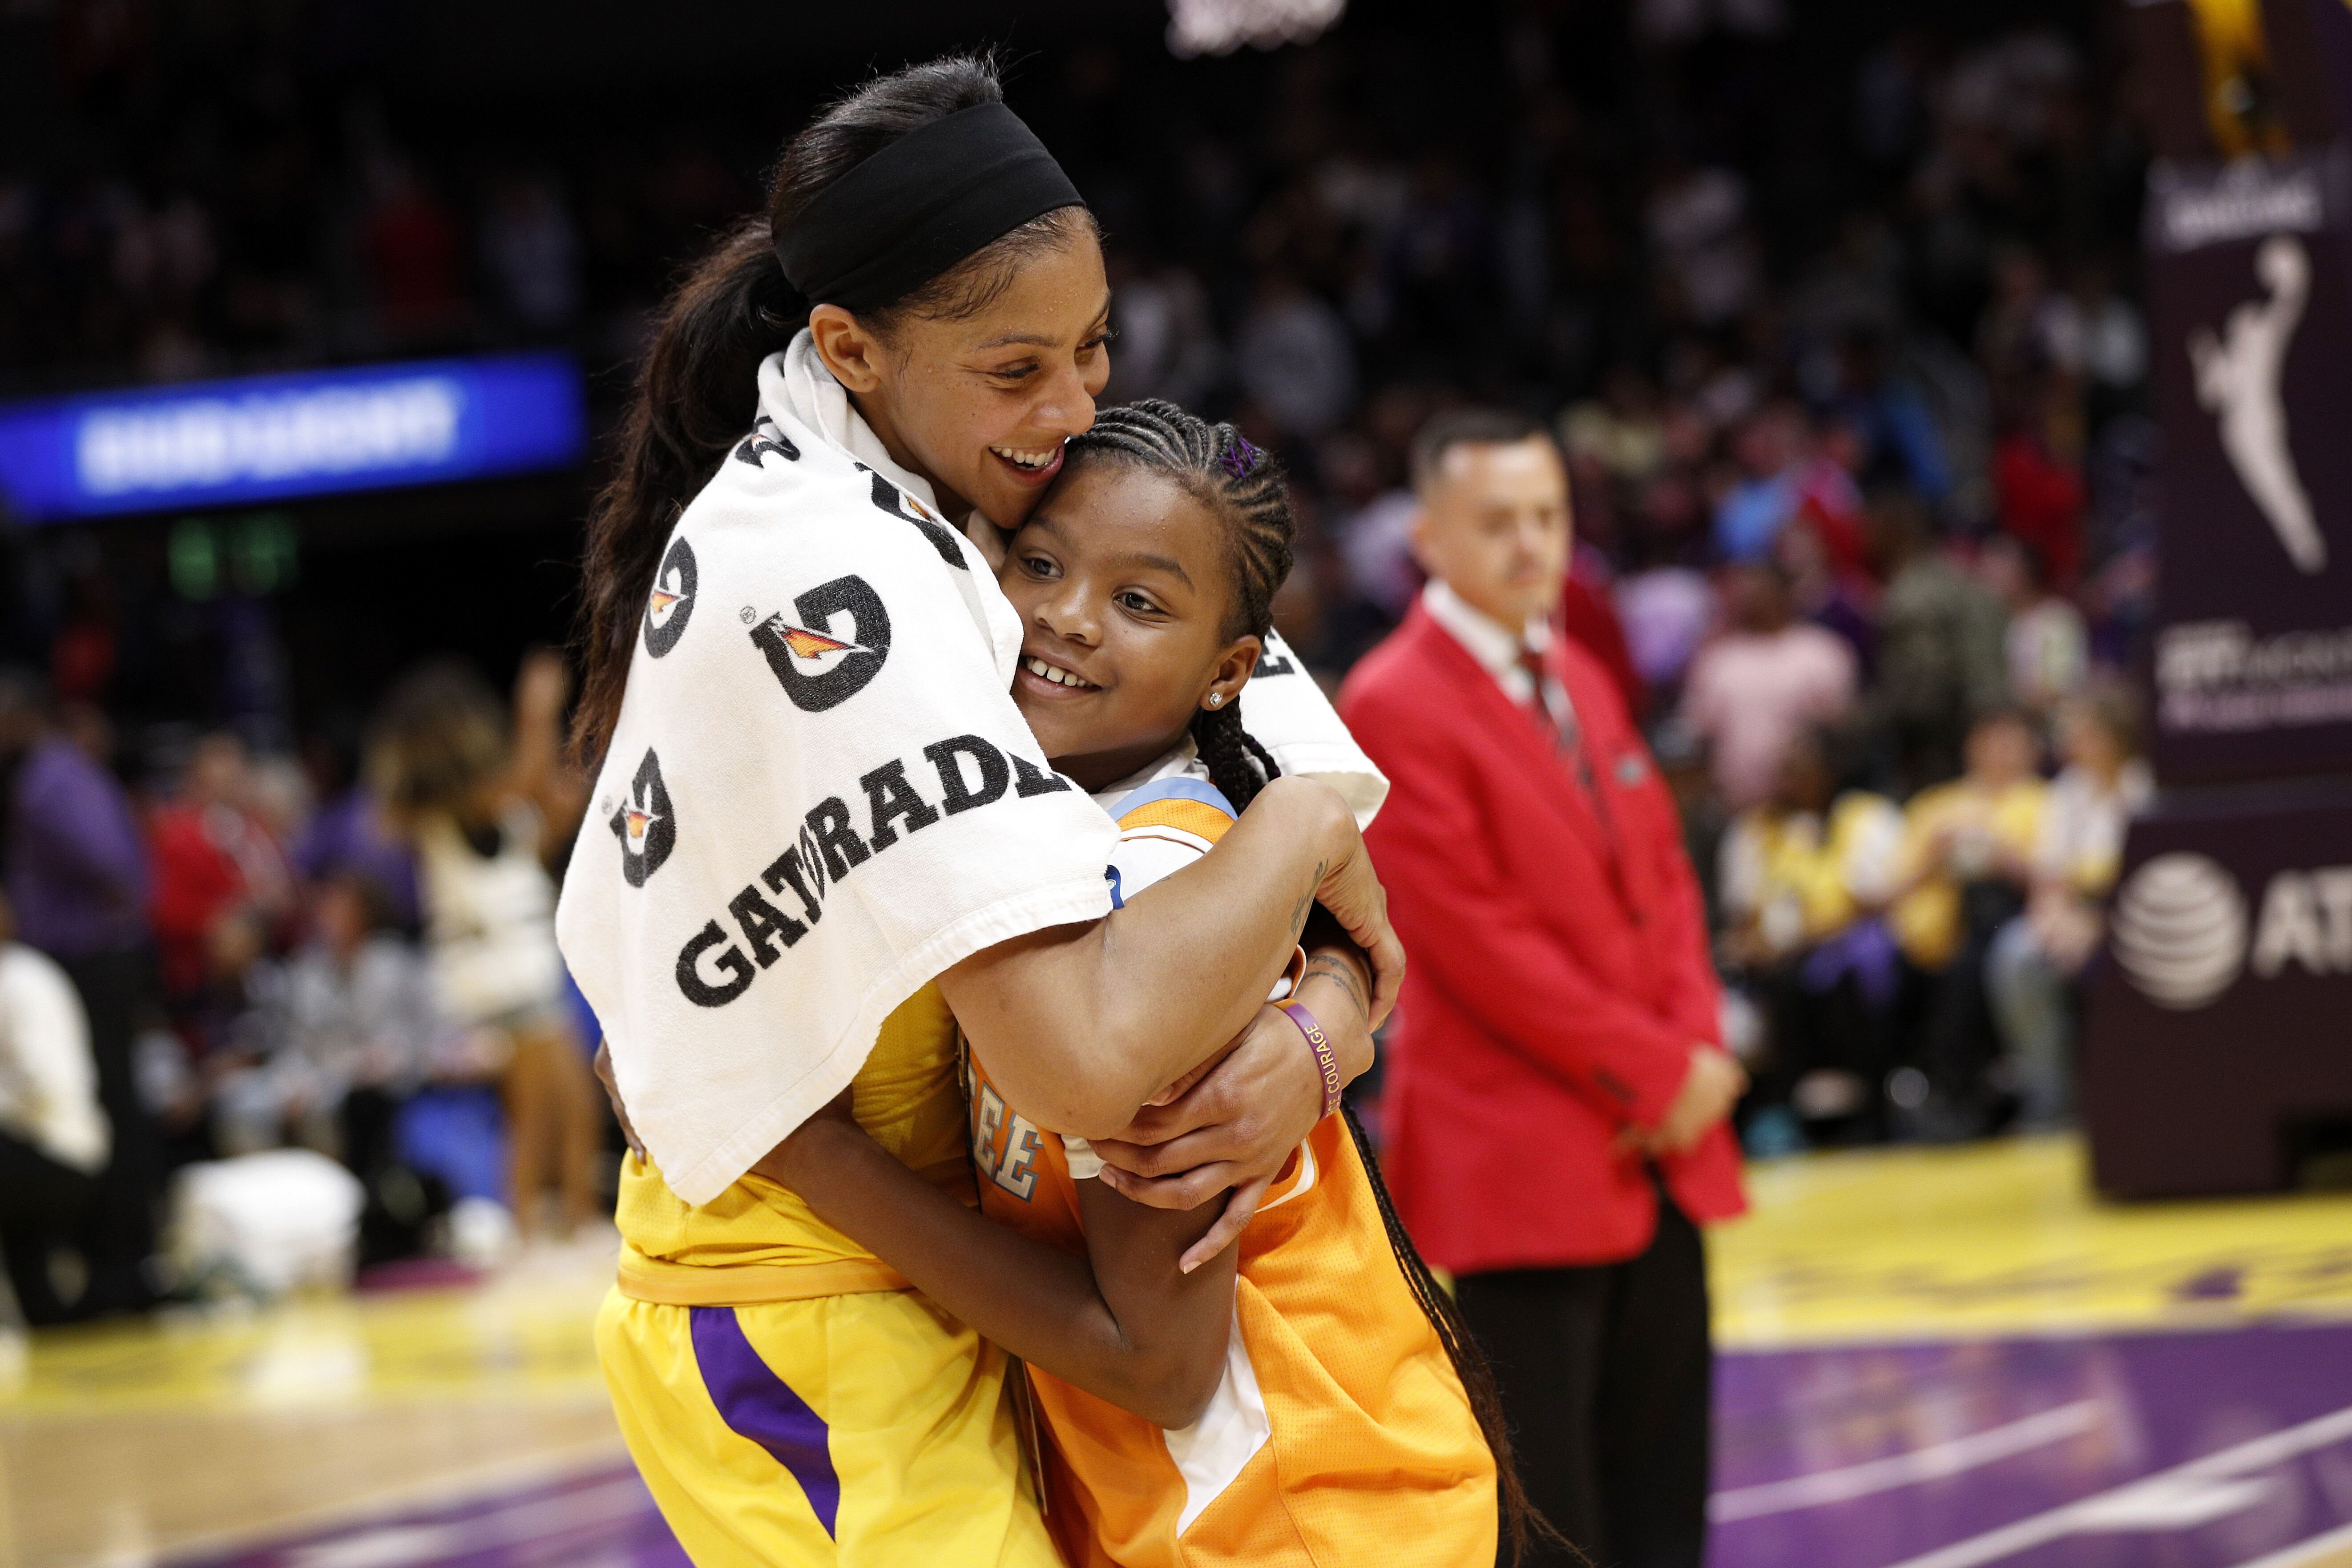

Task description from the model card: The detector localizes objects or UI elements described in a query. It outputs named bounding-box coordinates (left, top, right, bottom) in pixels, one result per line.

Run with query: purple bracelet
left=1278, top=1000, right=1343, bottom=1121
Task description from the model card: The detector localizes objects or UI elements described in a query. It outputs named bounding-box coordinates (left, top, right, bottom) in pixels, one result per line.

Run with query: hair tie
left=1219, top=435, right=1263, bottom=480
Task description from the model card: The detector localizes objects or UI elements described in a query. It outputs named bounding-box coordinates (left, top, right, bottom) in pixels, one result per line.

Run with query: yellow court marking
left=1711, top=1134, right=2352, bottom=1349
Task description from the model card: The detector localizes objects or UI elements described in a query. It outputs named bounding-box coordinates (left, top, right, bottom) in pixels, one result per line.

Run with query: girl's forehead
left=1029, top=463, right=1218, bottom=557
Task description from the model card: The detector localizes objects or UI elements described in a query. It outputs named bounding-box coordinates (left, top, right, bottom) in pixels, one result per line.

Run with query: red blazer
left=1339, top=603, right=1744, bottom=1275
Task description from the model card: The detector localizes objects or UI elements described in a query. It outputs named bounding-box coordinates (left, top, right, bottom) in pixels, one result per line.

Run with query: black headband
left=774, top=101, right=1084, bottom=312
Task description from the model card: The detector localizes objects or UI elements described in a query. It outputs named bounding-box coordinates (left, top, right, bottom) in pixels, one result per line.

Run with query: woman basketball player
left=560, top=55, right=1401, bottom=1566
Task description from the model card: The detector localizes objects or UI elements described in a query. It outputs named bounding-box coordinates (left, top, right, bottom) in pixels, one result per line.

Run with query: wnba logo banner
left=2145, top=149, right=2352, bottom=783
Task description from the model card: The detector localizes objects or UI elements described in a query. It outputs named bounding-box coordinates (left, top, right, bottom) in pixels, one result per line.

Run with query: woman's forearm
left=938, top=774, right=1355, bottom=1138
left=761, top=1121, right=1234, bottom=1428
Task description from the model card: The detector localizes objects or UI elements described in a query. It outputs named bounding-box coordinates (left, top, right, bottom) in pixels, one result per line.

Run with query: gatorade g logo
left=866, top=469, right=969, bottom=570
left=643, top=537, right=697, bottom=658
left=750, top=575, right=892, bottom=712
left=609, top=748, right=676, bottom=887
left=733, top=415, right=800, bottom=469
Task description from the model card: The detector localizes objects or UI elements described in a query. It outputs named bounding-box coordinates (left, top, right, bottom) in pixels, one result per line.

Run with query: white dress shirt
left=1421, top=580, right=1575, bottom=734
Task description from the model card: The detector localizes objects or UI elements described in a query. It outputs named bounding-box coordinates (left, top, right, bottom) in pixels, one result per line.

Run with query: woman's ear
left=809, top=305, right=887, bottom=394
left=1201, top=636, right=1263, bottom=711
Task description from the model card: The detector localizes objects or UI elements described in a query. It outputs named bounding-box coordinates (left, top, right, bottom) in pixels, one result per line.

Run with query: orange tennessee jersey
left=962, top=770, right=1497, bottom=1567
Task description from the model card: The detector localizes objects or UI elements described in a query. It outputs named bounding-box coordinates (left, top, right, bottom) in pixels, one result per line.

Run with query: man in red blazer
left=1339, top=410, right=1747, bottom=1568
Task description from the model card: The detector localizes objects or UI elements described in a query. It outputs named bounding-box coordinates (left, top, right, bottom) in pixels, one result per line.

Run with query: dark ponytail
left=572, top=52, right=1095, bottom=761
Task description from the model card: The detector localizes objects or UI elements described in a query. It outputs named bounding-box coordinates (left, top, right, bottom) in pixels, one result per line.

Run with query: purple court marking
left=169, top=1463, right=689, bottom=1568
left=689, top=1302, right=843, bottom=1538
left=1711, top=1320, right=2352, bottom=1568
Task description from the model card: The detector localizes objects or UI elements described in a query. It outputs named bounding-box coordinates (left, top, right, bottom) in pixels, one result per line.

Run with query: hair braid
left=1342, top=1106, right=1579, bottom=1565
left=1189, top=699, right=1278, bottom=812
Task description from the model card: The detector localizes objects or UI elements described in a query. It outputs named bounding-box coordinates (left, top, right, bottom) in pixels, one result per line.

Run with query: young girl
left=767, top=402, right=1550, bottom=1567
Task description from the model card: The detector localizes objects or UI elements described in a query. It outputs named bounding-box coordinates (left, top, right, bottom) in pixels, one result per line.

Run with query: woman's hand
left=1090, top=946, right=1375, bottom=1272
left=1274, top=778, right=1406, bottom=1030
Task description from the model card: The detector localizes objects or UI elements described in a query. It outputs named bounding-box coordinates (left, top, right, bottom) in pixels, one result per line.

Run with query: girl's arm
left=759, top=1100, right=1239, bottom=1431
left=935, top=774, right=1400, bottom=1141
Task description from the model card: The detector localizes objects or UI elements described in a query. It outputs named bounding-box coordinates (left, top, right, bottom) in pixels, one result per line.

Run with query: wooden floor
left=1709, top=1133, right=2352, bottom=1346
left=3, top=1240, right=625, bottom=1568
left=12, top=1138, right=2352, bottom=1568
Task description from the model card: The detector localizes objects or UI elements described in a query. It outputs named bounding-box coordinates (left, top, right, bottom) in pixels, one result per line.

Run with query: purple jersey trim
left=689, top=1305, right=842, bottom=1538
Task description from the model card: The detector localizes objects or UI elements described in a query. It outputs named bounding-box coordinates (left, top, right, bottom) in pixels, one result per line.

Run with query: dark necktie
left=1523, top=643, right=1634, bottom=914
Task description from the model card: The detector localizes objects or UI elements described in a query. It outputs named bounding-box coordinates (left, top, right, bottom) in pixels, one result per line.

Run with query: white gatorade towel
left=558, top=331, right=1385, bottom=1205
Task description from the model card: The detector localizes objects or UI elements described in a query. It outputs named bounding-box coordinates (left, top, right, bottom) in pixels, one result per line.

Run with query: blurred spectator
left=1775, top=519, right=1878, bottom=678
left=1616, top=544, right=1716, bottom=696
left=1102, top=247, right=1223, bottom=409
left=1646, top=160, right=1759, bottom=328
left=1832, top=331, right=1953, bottom=505
left=1560, top=368, right=1667, bottom=488
left=1719, top=729, right=1905, bottom=1153
left=1987, top=687, right=2150, bottom=1129
left=480, top=169, right=582, bottom=330
left=0, top=671, right=157, bottom=1316
left=2043, top=257, right=2149, bottom=429
left=241, top=872, right=498, bottom=1265
left=1866, top=489, right=2010, bottom=793
left=1654, top=718, right=1731, bottom=928
left=1890, top=709, right=2048, bottom=1133
left=1561, top=549, right=1648, bottom=722
left=226, top=875, right=437, bottom=1155
left=1714, top=402, right=1808, bottom=563
left=1992, top=415, right=2088, bottom=591
left=1979, top=535, right=2088, bottom=722
left=1236, top=270, right=1356, bottom=438
left=367, top=653, right=595, bottom=1242
left=1679, top=561, right=1859, bottom=810
left=0, top=890, right=108, bottom=1325
left=294, top=730, right=424, bottom=931
left=363, top=155, right=468, bottom=341
left=149, top=732, right=295, bottom=1007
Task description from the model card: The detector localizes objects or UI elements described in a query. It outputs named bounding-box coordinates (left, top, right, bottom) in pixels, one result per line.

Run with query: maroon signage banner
left=2084, top=785, right=2352, bottom=1197
left=2145, top=150, right=2352, bottom=784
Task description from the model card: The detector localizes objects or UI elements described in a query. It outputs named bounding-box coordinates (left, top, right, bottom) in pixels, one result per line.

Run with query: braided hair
left=1062, top=400, right=1569, bottom=1565
left=1061, top=401, right=1289, bottom=812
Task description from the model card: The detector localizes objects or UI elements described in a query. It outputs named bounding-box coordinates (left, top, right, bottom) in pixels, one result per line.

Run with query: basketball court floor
left=11, top=1134, right=2352, bottom=1568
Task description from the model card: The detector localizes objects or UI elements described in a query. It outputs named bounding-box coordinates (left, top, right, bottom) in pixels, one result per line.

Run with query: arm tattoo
left=1289, top=860, right=1326, bottom=940
left=1303, top=951, right=1370, bottom=1024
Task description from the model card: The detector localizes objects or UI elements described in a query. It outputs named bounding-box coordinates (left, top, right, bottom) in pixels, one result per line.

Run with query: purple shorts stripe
left=688, top=1305, right=842, bottom=1538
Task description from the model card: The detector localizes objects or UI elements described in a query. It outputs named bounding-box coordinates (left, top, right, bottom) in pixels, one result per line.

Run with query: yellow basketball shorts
left=596, top=1286, right=1061, bottom=1567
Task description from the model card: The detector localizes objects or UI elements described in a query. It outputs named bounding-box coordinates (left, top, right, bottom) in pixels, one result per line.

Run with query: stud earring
left=1207, top=692, right=1223, bottom=708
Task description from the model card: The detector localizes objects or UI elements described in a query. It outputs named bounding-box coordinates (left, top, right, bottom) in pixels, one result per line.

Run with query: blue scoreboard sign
left=0, top=353, right=588, bottom=523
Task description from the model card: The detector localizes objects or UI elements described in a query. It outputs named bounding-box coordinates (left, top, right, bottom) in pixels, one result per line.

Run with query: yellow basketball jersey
left=601, top=985, right=1060, bottom=1565
left=614, top=982, right=974, bottom=1304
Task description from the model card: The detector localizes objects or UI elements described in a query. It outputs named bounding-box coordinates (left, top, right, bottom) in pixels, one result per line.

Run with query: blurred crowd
left=1, top=2, right=2163, bottom=1312
left=0, top=654, right=604, bottom=1322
